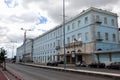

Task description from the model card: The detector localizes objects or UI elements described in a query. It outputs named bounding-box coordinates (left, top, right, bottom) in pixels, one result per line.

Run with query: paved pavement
left=21, top=63, right=120, bottom=79
left=4, top=63, right=120, bottom=80
left=6, top=63, right=115, bottom=80
left=3, top=70, right=17, bottom=80
left=0, top=68, right=8, bottom=80
left=0, top=67, right=19, bottom=80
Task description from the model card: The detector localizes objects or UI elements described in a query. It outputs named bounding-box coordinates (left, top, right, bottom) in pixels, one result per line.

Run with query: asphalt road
left=6, top=63, right=114, bottom=80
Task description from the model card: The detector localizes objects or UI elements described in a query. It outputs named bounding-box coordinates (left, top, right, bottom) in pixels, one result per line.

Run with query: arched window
left=78, top=49, right=82, bottom=52
left=67, top=51, right=69, bottom=53
left=104, top=17, right=107, bottom=24
left=97, top=48, right=102, bottom=51
left=111, top=19, right=114, bottom=26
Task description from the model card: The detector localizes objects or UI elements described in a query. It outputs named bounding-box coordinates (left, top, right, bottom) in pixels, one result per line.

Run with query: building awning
left=95, top=49, right=120, bottom=54
left=55, top=52, right=91, bottom=56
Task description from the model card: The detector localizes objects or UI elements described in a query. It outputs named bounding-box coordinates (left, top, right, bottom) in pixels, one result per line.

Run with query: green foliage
left=0, top=48, right=7, bottom=63
left=12, top=56, right=16, bottom=61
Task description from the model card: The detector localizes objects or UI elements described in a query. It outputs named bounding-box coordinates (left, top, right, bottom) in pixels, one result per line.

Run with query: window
left=97, top=32, right=101, bottom=39
left=54, top=32, right=55, bottom=37
left=57, top=40, right=60, bottom=46
left=105, top=33, right=108, bottom=41
left=104, top=17, right=107, bottom=24
left=67, top=25, right=70, bottom=31
left=112, top=34, right=116, bottom=42
left=111, top=19, right=114, bottom=26
left=48, top=44, right=49, bottom=49
left=48, top=34, right=49, bottom=40
left=78, top=20, right=81, bottom=27
left=53, top=42, right=55, bottom=48
left=72, top=23, right=75, bottom=29
left=72, top=35, right=75, bottom=42
left=85, top=32, right=88, bottom=41
left=50, top=43, right=52, bottom=48
left=96, top=15, right=100, bottom=21
left=57, top=29, right=59, bottom=36
left=67, top=37, right=70, bottom=44
left=78, top=33, right=82, bottom=41
left=51, top=33, right=52, bottom=38
left=85, top=17, right=88, bottom=24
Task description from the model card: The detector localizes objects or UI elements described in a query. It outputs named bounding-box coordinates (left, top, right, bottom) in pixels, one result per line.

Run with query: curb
left=6, top=68, right=23, bottom=80
left=21, top=63, right=120, bottom=80
left=1, top=69, right=10, bottom=80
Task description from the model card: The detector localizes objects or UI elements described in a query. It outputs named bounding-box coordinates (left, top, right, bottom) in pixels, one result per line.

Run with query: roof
left=35, top=7, right=117, bottom=40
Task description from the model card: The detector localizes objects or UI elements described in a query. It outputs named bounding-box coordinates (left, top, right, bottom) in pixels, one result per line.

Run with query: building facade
left=16, top=44, right=24, bottom=62
left=17, top=7, right=120, bottom=64
left=16, top=39, right=33, bottom=62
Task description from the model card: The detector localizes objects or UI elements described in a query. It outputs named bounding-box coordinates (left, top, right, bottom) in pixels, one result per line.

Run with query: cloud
left=7, top=12, right=38, bottom=23
left=4, top=0, right=19, bottom=8
left=21, top=0, right=120, bottom=24
left=0, top=12, right=39, bottom=25
left=0, top=26, right=9, bottom=37
left=1, top=0, right=120, bottom=58
left=68, top=0, right=119, bottom=8
left=36, top=15, right=48, bottom=25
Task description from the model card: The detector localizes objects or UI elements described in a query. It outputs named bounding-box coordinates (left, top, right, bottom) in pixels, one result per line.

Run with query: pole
left=63, top=0, right=66, bottom=69
left=12, top=43, right=14, bottom=58
left=31, top=39, right=33, bottom=62
left=74, top=40, right=76, bottom=63
left=11, top=41, right=17, bottom=59
left=21, top=28, right=31, bottom=62
left=24, top=30, right=26, bottom=43
left=23, top=30, right=26, bottom=62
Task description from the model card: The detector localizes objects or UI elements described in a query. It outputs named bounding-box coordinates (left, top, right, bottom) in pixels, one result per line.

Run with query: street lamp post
left=28, top=39, right=33, bottom=62
left=21, top=28, right=31, bottom=43
left=73, top=38, right=77, bottom=64
left=63, top=0, right=66, bottom=69
left=11, top=41, right=17, bottom=59
left=21, top=28, right=32, bottom=62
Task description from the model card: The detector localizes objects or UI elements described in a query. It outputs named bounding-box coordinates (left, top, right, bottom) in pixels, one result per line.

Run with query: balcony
left=95, top=19, right=102, bottom=24
left=65, top=41, right=82, bottom=48
left=96, top=38, right=103, bottom=42
left=55, top=46, right=60, bottom=50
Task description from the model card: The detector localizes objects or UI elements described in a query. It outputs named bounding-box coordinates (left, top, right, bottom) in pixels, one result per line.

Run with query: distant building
left=16, top=39, right=33, bottom=62
left=118, top=28, right=120, bottom=46
left=16, top=44, right=23, bottom=62
left=16, top=7, right=120, bottom=64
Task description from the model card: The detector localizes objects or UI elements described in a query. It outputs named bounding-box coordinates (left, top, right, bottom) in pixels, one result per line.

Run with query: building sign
left=71, top=51, right=76, bottom=58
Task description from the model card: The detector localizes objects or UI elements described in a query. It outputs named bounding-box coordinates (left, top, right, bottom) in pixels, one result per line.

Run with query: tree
left=12, top=56, right=16, bottom=63
left=0, top=47, right=7, bottom=70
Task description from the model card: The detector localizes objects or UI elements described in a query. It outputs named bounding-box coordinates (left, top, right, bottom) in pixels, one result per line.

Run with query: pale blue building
left=16, top=7, right=120, bottom=64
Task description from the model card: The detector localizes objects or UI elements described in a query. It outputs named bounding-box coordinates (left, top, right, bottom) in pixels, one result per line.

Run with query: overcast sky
left=0, top=0, right=120, bottom=58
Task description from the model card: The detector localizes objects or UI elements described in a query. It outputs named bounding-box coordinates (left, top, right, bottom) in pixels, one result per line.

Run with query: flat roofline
left=34, top=7, right=118, bottom=41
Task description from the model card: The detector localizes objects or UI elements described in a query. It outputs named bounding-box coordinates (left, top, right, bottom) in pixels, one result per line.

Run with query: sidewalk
left=0, top=69, right=8, bottom=80
left=26, top=62, right=120, bottom=74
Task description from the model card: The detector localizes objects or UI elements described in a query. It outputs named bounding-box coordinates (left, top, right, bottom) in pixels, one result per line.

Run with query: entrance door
left=77, top=55, right=82, bottom=63
left=67, top=55, right=70, bottom=63
left=71, top=57, right=75, bottom=64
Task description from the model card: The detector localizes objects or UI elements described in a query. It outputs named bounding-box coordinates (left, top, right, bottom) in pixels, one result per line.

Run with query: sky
left=0, top=0, right=120, bottom=58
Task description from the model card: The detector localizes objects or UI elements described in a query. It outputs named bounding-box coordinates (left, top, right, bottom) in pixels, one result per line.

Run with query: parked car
left=88, top=62, right=105, bottom=68
left=76, top=61, right=87, bottom=67
left=57, top=60, right=64, bottom=64
left=47, top=61, right=58, bottom=66
left=106, top=62, right=120, bottom=70
left=76, top=61, right=81, bottom=67
left=12, top=60, right=16, bottom=63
